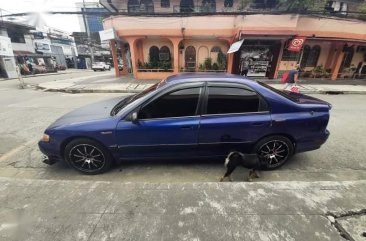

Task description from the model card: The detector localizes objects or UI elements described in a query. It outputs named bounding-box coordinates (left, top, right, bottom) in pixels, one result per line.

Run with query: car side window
left=138, top=87, right=201, bottom=119
left=206, top=87, right=265, bottom=115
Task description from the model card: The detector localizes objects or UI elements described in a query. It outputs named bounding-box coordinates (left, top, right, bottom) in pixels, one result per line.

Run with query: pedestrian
left=283, top=63, right=300, bottom=90
left=240, top=57, right=249, bottom=77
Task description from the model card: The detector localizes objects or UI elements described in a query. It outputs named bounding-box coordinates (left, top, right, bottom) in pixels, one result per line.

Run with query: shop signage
left=99, top=29, right=115, bottom=41
left=35, top=42, right=51, bottom=51
left=227, top=39, right=244, bottom=54
left=288, top=37, right=306, bottom=52
left=0, top=36, right=14, bottom=57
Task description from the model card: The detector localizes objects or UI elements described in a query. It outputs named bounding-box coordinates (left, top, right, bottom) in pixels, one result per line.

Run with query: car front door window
left=138, top=87, right=201, bottom=119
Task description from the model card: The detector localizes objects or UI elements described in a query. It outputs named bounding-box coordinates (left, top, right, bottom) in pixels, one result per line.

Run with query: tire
left=93, top=69, right=96, bottom=72
left=254, top=135, right=294, bottom=170
left=64, top=138, right=112, bottom=174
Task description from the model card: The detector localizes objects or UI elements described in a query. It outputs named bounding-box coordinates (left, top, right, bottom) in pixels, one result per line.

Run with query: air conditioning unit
left=324, top=1, right=347, bottom=14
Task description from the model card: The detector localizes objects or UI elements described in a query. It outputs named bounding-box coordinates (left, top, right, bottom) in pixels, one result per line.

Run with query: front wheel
left=64, top=138, right=112, bottom=174
left=254, top=136, right=294, bottom=170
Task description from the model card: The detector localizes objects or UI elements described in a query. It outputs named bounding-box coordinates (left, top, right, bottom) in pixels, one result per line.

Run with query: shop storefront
left=232, top=39, right=282, bottom=79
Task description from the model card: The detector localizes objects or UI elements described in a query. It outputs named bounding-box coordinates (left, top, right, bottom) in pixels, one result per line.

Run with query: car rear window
left=257, top=81, right=300, bottom=103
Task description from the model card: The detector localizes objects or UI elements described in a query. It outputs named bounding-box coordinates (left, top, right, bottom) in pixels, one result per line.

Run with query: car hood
left=48, top=97, right=123, bottom=129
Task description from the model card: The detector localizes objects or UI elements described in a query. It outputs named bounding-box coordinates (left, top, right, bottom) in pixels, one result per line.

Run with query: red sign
left=288, top=37, right=306, bottom=52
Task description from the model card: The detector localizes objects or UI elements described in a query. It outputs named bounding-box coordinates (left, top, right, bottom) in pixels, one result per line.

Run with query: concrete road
left=1, top=79, right=366, bottom=241
left=0, top=83, right=365, bottom=182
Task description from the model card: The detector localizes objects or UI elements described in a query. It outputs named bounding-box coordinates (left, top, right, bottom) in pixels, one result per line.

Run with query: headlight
left=41, top=134, right=50, bottom=142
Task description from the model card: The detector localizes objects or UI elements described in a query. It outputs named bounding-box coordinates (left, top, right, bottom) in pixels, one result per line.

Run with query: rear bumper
left=296, top=129, right=330, bottom=153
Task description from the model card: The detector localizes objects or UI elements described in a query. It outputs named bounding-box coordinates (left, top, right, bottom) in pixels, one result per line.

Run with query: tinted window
left=139, top=87, right=201, bottom=119
left=206, top=87, right=261, bottom=114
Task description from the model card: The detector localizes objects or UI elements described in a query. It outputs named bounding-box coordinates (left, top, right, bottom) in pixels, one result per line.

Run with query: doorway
left=185, top=46, right=196, bottom=71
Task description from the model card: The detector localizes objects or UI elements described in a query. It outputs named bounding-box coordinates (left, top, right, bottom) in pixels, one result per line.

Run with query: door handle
left=251, top=122, right=264, bottom=126
left=180, top=126, right=193, bottom=130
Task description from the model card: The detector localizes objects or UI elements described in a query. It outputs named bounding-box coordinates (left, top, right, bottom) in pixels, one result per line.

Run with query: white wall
left=11, top=35, right=35, bottom=53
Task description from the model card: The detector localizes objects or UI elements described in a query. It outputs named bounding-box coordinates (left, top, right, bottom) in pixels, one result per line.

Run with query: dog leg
left=219, top=176, right=225, bottom=182
left=252, top=169, right=260, bottom=178
left=247, top=169, right=260, bottom=182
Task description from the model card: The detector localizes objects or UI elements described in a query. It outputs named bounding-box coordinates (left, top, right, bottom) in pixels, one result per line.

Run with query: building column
left=331, top=44, right=345, bottom=81
left=169, top=37, right=183, bottom=74
left=325, top=42, right=337, bottom=70
left=110, top=40, right=121, bottom=77
left=227, top=53, right=234, bottom=74
left=273, top=40, right=285, bottom=79
left=121, top=44, right=128, bottom=76
left=125, top=37, right=140, bottom=79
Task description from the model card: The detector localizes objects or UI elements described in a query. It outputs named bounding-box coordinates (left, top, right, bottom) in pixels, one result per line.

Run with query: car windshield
left=94, top=62, right=103, bottom=65
left=257, top=81, right=300, bottom=103
left=110, top=79, right=166, bottom=116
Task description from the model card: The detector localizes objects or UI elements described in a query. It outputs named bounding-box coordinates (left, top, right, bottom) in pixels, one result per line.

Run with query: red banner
left=288, top=37, right=306, bottom=52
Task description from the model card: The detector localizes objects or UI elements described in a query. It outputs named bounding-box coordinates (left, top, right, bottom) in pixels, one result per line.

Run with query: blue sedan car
left=39, top=73, right=331, bottom=174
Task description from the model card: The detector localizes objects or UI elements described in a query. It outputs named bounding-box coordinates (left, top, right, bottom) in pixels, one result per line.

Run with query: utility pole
left=82, top=0, right=94, bottom=64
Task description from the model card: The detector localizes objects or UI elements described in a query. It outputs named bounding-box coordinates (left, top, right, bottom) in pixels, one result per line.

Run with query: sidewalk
left=0, top=69, right=85, bottom=81
left=36, top=74, right=366, bottom=94
left=0, top=177, right=365, bottom=241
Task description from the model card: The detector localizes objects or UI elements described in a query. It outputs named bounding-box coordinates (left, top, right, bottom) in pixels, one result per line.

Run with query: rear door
left=198, top=82, right=272, bottom=157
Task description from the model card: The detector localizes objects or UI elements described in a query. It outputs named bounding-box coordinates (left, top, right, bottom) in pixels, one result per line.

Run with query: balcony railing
left=111, top=1, right=366, bottom=21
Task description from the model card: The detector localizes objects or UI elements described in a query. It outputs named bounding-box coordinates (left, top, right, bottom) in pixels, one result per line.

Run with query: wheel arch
left=60, top=136, right=115, bottom=162
left=251, top=133, right=296, bottom=152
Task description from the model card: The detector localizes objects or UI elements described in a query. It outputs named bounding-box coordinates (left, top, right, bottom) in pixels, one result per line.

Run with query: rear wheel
left=64, top=138, right=112, bottom=174
left=254, top=136, right=294, bottom=170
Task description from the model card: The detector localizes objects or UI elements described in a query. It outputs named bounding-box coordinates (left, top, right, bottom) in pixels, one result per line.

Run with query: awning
left=227, top=39, right=244, bottom=54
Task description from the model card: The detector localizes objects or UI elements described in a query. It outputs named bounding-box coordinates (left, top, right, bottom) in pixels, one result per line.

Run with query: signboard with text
left=99, top=29, right=115, bottom=41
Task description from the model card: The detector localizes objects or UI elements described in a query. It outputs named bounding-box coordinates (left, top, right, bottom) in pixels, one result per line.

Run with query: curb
left=0, top=71, right=83, bottom=81
left=36, top=85, right=366, bottom=95
left=36, top=85, right=142, bottom=94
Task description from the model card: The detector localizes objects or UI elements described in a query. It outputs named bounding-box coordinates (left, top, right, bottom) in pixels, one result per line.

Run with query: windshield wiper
left=110, top=95, right=136, bottom=116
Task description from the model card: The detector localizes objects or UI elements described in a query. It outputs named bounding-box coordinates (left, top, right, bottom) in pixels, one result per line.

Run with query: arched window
left=149, top=46, right=159, bottom=63
left=301, top=45, right=320, bottom=67
left=185, top=46, right=196, bottom=70
left=180, top=0, right=194, bottom=13
left=341, top=46, right=354, bottom=68
left=300, top=45, right=311, bottom=68
left=210, top=46, right=221, bottom=64
left=140, top=0, right=154, bottom=13
left=211, top=46, right=221, bottom=53
left=224, top=0, right=233, bottom=7
left=128, top=0, right=139, bottom=13
left=161, top=0, right=170, bottom=7
left=159, top=46, right=171, bottom=61
left=202, top=0, right=216, bottom=12
left=307, top=45, right=321, bottom=67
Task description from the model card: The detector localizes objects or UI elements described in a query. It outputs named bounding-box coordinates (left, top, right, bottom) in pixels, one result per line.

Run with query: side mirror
left=131, top=112, right=138, bottom=123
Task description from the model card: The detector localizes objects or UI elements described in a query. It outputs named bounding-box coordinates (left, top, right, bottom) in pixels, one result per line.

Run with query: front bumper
left=38, top=140, right=62, bottom=165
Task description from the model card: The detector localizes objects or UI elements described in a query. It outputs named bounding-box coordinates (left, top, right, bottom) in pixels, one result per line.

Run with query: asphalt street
left=0, top=71, right=365, bottom=240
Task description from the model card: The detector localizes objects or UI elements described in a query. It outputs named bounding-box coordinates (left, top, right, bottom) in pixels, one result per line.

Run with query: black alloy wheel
left=64, top=138, right=112, bottom=174
left=255, top=136, right=293, bottom=170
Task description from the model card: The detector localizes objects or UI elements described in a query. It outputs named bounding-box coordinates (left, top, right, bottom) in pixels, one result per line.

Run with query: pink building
left=101, top=0, right=366, bottom=80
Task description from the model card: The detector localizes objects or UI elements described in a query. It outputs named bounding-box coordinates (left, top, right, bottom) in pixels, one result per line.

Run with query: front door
left=198, top=84, right=272, bottom=157
left=116, top=86, right=203, bottom=159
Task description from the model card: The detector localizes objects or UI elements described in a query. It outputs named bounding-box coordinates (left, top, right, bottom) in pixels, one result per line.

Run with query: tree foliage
left=279, top=0, right=317, bottom=11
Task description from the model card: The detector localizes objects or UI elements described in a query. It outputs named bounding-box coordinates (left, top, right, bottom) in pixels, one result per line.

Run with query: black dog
left=219, top=151, right=261, bottom=182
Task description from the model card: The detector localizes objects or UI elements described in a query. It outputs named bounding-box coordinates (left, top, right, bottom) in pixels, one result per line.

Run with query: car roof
left=165, top=73, right=255, bottom=85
